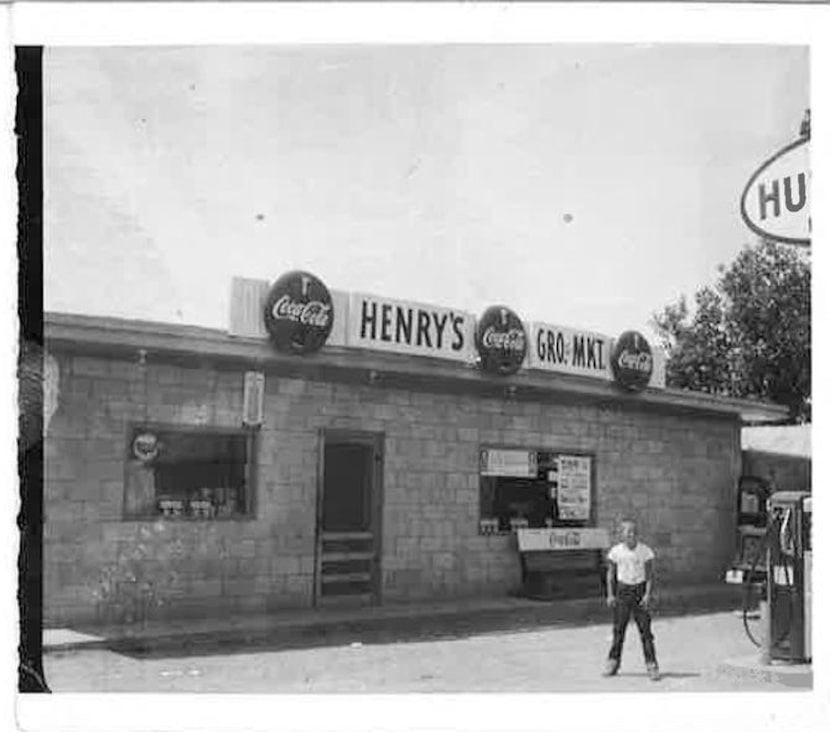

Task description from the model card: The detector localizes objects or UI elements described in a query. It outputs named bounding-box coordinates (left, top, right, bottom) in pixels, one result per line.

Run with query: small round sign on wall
left=475, top=305, right=527, bottom=376
left=611, top=331, right=653, bottom=392
left=133, top=432, right=160, bottom=462
left=263, top=271, right=334, bottom=355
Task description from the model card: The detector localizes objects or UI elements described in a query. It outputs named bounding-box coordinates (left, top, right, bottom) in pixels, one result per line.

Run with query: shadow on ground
left=94, top=598, right=740, bottom=661
left=619, top=671, right=701, bottom=680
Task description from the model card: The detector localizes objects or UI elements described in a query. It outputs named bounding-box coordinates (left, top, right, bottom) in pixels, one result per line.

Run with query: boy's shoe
left=646, top=662, right=660, bottom=681
left=602, top=659, right=620, bottom=677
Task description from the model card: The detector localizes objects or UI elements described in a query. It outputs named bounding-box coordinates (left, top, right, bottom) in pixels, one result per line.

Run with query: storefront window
left=479, top=448, right=593, bottom=534
left=124, top=425, right=255, bottom=520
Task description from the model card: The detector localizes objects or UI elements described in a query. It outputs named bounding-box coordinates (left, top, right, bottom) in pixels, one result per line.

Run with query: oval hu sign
left=476, top=305, right=527, bottom=376
left=740, top=136, right=810, bottom=247
left=263, top=271, right=334, bottom=354
left=611, top=331, right=653, bottom=392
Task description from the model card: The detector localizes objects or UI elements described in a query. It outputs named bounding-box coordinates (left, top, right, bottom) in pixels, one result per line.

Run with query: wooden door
left=316, top=431, right=383, bottom=606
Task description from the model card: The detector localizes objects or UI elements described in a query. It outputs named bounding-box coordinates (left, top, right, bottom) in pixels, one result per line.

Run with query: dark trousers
left=608, top=582, right=657, bottom=664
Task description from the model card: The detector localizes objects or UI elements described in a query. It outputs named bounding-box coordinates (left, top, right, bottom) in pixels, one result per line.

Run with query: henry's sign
left=740, top=135, right=810, bottom=247
left=347, top=293, right=476, bottom=362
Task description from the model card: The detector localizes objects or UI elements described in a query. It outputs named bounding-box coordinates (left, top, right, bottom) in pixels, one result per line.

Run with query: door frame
left=315, top=429, right=385, bottom=606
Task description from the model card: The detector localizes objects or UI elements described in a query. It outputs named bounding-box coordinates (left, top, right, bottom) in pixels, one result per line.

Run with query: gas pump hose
left=741, top=522, right=795, bottom=649
left=742, top=543, right=765, bottom=648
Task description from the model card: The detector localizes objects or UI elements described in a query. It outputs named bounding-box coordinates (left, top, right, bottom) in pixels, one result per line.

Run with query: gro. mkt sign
left=740, top=126, right=810, bottom=247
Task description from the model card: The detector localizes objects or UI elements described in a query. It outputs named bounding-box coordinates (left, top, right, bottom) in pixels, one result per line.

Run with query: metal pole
left=759, top=598, right=771, bottom=665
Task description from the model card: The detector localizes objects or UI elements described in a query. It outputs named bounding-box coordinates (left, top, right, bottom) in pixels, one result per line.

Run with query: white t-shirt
left=608, top=542, right=655, bottom=585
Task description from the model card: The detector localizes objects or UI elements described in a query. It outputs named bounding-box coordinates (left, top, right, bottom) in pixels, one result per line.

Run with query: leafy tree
left=651, top=240, right=810, bottom=423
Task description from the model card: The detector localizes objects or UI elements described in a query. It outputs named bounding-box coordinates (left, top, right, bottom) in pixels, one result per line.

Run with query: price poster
left=556, top=455, right=591, bottom=520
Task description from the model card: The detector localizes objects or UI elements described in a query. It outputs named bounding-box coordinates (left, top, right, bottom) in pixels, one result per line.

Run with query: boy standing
left=603, top=519, right=660, bottom=681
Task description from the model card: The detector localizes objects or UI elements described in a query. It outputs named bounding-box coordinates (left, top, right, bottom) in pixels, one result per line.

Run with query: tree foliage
left=651, top=240, right=810, bottom=423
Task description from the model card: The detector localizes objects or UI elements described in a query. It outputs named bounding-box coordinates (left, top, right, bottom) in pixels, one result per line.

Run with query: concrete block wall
left=45, top=354, right=316, bottom=627
left=44, top=352, right=742, bottom=627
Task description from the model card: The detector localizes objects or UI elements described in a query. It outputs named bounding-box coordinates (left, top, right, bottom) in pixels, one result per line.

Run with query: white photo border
left=4, top=3, right=828, bottom=732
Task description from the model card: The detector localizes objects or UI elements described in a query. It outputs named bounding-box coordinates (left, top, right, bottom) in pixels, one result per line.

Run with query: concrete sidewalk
left=716, top=655, right=813, bottom=689
left=45, top=582, right=742, bottom=656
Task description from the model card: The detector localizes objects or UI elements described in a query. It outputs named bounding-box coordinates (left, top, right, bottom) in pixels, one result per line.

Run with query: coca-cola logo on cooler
left=475, top=305, right=527, bottom=376
left=263, top=270, right=334, bottom=354
left=610, top=330, right=653, bottom=391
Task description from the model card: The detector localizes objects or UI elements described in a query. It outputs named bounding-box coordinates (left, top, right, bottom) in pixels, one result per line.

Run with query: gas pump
left=725, top=475, right=770, bottom=584
left=765, top=492, right=811, bottom=663
left=737, top=491, right=811, bottom=664
left=724, top=476, right=770, bottom=626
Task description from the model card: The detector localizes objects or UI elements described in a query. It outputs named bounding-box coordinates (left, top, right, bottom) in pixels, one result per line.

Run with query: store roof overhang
left=44, top=312, right=789, bottom=425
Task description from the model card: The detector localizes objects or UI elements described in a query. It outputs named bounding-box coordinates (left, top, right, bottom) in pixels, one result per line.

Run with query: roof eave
left=43, top=312, right=789, bottom=423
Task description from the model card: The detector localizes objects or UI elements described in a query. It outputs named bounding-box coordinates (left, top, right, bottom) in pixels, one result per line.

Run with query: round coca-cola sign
left=611, top=331, right=653, bottom=391
left=475, top=305, right=527, bottom=376
left=133, top=432, right=159, bottom=462
left=263, top=271, right=334, bottom=354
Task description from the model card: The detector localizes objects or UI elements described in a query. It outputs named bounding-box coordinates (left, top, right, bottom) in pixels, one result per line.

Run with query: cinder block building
left=43, top=274, right=786, bottom=628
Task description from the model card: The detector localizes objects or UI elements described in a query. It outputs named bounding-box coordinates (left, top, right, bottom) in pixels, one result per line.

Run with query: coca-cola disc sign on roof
left=611, top=331, right=653, bottom=391
left=475, top=305, right=527, bottom=376
left=263, top=271, right=334, bottom=354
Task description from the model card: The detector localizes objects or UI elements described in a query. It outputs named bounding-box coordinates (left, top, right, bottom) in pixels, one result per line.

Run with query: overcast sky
left=44, top=44, right=809, bottom=339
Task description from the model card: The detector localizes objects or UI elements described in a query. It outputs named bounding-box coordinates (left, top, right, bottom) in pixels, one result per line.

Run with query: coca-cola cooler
left=517, top=451, right=605, bottom=601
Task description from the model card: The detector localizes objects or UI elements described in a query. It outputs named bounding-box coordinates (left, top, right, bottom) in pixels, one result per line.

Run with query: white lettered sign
left=517, top=527, right=611, bottom=552
left=740, top=136, right=810, bottom=247
left=227, top=276, right=349, bottom=346
left=556, top=455, right=592, bottom=520
left=647, top=346, right=666, bottom=390
left=347, top=293, right=476, bottom=362
left=480, top=449, right=538, bottom=478
left=528, top=323, right=611, bottom=379
left=529, top=323, right=666, bottom=390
